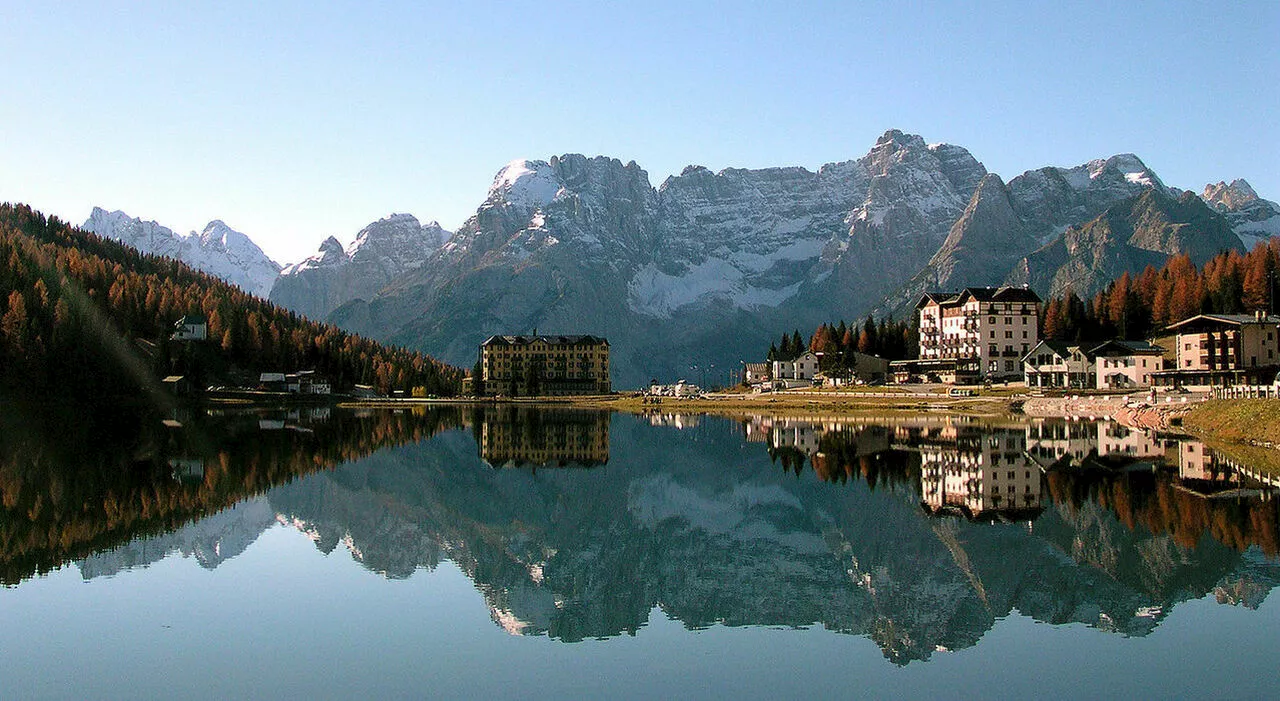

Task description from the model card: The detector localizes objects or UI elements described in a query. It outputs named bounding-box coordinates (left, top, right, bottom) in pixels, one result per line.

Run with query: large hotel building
left=906, top=286, right=1042, bottom=383
left=479, top=334, right=611, bottom=396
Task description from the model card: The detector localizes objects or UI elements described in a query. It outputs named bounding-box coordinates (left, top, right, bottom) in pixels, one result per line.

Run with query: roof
left=1166, top=313, right=1280, bottom=332
left=917, top=286, right=1041, bottom=309
left=1089, top=339, right=1165, bottom=356
left=744, top=362, right=769, bottom=373
left=259, top=372, right=287, bottom=382
left=1023, top=339, right=1092, bottom=361
left=175, top=314, right=207, bottom=325
left=482, top=334, right=609, bottom=347
left=161, top=375, right=185, bottom=383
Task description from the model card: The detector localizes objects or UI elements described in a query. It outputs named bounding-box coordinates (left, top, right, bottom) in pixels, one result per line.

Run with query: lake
left=1, top=403, right=1277, bottom=699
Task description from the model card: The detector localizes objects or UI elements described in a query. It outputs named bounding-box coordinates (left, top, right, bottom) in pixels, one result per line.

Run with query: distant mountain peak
left=1203, top=179, right=1260, bottom=208
left=82, top=208, right=280, bottom=297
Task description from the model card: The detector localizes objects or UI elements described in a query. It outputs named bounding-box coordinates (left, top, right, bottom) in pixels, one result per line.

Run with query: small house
left=773, top=351, right=819, bottom=384
left=161, top=375, right=194, bottom=396
left=171, top=314, right=207, bottom=341
left=1090, top=340, right=1165, bottom=389
left=1022, top=341, right=1096, bottom=389
left=259, top=372, right=287, bottom=392
left=743, top=362, right=770, bottom=385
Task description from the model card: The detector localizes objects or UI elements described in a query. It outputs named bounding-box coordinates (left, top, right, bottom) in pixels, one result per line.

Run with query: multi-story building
left=479, top=334, right=611, bottom=396
left=914, top=286, right=1041, bottom=382
left=1169, top=313, right=1280, bottom=371
left=1155, top=312, right=1280, bottom=387
left=772, top=351, right=819, bottom=387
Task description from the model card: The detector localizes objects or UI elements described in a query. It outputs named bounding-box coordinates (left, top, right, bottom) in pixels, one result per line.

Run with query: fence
left=1214, top=384, right=1280, bottom=399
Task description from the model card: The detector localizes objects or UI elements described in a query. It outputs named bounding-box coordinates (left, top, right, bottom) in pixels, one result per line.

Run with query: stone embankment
left=1020, top=393, right=1205, bottom=431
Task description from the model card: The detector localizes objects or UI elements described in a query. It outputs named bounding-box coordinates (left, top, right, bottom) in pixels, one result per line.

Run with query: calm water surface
left=1, top=404, right=1278, bottom=699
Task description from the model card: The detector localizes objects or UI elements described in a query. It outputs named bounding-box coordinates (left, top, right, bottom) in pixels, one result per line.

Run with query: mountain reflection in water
left=1, top=403, right=1277, bottom=664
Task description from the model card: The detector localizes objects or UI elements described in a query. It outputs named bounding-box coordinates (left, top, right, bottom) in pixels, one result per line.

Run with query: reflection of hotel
left=919, top=427, right=1043, bottom=520
left=479, top=411, right=610, bottom=468
left=1177, top=440, right=1237, bottom=485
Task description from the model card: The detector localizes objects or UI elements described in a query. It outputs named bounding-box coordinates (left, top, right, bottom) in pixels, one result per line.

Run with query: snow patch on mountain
left=490, top=159, right=563, bottom=208
left=627, top=236, right=823, bottom=317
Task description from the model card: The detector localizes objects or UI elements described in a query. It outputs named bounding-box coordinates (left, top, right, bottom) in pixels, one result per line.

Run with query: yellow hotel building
left=480, top=334, right=611, bottom=396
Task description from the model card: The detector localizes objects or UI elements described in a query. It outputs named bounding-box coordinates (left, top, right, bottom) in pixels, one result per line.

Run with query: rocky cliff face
left=1201, top=179, right=1280, bottom=250
left=1007, top=188, right=1243, bottom=299
left=269, top=213, right=449, bottom=320
left=327, top=131, right=997, bottom=385
left=878, top=154, right=1170, bottom=316
left=82, top=207, right=281, bottom=297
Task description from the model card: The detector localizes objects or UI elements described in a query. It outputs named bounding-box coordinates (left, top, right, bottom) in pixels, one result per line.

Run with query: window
left=1022, top=330, right=1028, bottom=339
left=1005, top=330, right=1013, bottom=339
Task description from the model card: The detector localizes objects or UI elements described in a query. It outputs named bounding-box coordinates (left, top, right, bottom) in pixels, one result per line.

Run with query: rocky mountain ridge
left=82, top=133, right=1275, bottom=387
left=269, top=213, right=450, bottom=320
left=81, top=207, right=282, bottom=298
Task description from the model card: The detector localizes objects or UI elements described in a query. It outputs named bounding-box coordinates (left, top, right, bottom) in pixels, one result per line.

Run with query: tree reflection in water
left=1, top=405, right=1277, bottom=664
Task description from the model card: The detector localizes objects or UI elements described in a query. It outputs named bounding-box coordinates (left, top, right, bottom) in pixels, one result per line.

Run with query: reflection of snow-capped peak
left=76, top=497, right=277, bottom=579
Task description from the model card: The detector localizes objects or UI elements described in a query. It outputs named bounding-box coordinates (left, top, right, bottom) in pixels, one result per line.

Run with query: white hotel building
left=914, top=286, right=1042, bottom=382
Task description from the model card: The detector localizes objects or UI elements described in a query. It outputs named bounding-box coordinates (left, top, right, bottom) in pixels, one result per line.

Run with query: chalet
left=772, top=351, right=819, bottom=388
left=1090, top=339, right=1165, bottom=389
left=743, top=362, right=770, bottom=385
left=1022, top=341, right=1096, bottom=389
left=171, top=314, right=207, bottom=341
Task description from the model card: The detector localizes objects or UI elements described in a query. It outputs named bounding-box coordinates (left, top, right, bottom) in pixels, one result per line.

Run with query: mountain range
left=80, top=131, right=1279, bottom=387
left=82, top=207, right=281, bottom=298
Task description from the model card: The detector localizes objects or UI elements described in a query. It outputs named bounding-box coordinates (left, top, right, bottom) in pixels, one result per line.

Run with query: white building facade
left=917, top=287, right=1041, bottom=381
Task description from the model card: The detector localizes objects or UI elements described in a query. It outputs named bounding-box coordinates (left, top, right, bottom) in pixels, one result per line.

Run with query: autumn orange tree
left=1041, top=239, right=1280, bottom=342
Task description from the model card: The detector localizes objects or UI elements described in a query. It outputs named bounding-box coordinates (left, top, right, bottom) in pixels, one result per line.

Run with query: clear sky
left=1, top=1, right=1276, bottom=264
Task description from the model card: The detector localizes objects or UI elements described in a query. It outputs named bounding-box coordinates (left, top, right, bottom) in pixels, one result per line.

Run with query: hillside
left=0, top=203, right=460, bottom=402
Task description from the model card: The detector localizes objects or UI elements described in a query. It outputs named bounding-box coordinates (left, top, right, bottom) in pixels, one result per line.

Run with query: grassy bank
left=1183, top=399, right=1280, bottom=445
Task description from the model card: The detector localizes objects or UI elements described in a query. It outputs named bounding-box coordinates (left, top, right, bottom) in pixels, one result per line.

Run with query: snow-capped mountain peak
left=489, top=159, right=562, bottom=209
left=269, top=213, right=451, bottom=320
left=82, top=208, right=281, bottom=297
left=1201, top=178, right=1280, bottom=249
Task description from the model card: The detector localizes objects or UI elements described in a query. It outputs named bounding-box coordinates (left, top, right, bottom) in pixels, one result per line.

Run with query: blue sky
left=1, top=1, right=1276, bottom=263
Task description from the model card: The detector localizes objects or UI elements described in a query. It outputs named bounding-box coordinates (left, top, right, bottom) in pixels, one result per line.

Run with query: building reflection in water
left=918, top=426, right=1043, bottom=521
left=478, top=407, right=610, bottom=468
left=743, top=413, right=1279, bottom=524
